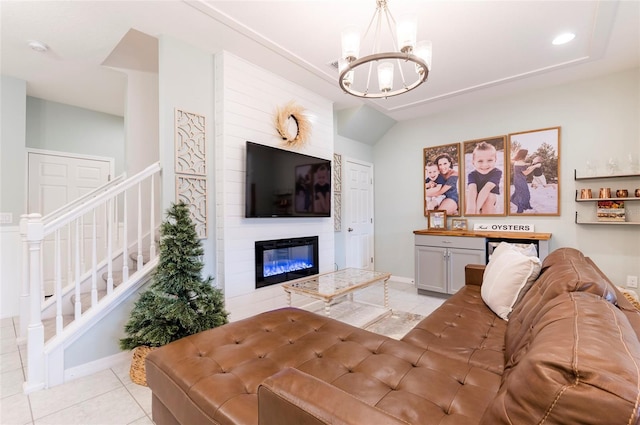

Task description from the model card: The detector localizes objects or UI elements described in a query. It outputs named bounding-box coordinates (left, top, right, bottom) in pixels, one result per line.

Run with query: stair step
left=70, top=290, right=109, bottom=313
left=65, top=269, right=133, bottom=314
left=43, top=315, right=74, bottom=342
left=130, top=249, right=155, bottom=264
left=101, top=271, right=124, bottom=286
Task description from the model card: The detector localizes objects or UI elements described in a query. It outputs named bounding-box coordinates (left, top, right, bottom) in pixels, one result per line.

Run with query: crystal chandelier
left=338, top=0, right=432, bottom=98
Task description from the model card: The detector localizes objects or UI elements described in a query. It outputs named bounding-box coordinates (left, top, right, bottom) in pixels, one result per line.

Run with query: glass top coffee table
left=282, top=268, right=391, bottom=317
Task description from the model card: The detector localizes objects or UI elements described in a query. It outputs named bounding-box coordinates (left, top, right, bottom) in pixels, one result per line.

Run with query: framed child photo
left=462, top=135, right=507, bottom=217
left=423, top=143, right=461, bottom=217
left=508, top=127, right=561, bottom=216
left=451, top=218, right=468, bottom=231
left=428, top=210, right=447, bottom=230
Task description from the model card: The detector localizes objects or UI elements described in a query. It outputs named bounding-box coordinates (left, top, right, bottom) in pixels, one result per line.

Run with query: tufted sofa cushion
left=402, top=285, right=507, bottom=375
left=146, top=307, right=502, bottom=425
left=481, top=291, right=640, bottom=425
left=505, top=248, right=618, bottom=359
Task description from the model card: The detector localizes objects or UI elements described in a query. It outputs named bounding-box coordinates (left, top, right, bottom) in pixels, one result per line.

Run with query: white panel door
left=345, top=160, right=374, bottom=270
left=28, top=152, right=112, bottom=295
left=28, top=152, right=111, bottom=214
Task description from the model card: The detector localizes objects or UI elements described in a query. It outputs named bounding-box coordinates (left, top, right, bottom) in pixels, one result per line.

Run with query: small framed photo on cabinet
left=428, top=210, right=447, bottom=230
left=451, top=218, right=468, bottom=231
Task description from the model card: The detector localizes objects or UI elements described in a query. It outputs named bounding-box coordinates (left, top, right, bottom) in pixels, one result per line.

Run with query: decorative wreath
left=275, top=101, right=311, bottom=147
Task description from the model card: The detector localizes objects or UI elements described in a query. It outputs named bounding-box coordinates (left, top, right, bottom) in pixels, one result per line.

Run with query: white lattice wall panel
left=175, top=109, right=206, bottom=176
left=176, top=175, right=208, bottom=239
left=333, top=153, right=342, bottom=231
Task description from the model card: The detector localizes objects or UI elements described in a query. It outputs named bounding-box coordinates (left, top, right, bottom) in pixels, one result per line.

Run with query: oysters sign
left=473, top=223, right=535, bottom=232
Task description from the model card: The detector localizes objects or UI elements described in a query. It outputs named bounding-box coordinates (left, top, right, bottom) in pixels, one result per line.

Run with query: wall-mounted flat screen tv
left=245, top=141, right=331, bottom=218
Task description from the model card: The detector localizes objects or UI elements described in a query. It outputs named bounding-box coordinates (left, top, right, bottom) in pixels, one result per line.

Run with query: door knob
left=348, top=227, right=353, bottom=232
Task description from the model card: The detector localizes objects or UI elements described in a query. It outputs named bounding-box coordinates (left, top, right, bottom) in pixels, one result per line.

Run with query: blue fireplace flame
left=263, top=246, right=313, bottom=278
left=264, top=259, right=313, bottom=278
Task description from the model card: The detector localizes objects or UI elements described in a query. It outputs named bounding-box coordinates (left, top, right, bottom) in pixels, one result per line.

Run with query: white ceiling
left=1, top=0, right=639, bottom=122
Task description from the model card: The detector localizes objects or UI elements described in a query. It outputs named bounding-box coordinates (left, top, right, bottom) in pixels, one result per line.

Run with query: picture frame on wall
left=508, top=127, right=561, bottom=216
left=462, top=135, right=507, bottom=216
left=428, top=210, right=447, bottom=230
left=423, top=143, right=461, bottom=217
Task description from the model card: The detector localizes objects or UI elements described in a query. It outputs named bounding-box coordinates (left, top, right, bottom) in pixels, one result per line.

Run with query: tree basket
left=622, top=291, right=640, bottom=311
left=130, top=345, right=157, bottom=386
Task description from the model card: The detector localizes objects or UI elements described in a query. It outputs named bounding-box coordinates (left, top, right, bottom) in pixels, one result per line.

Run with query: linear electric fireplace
left=255, top=236, right=319, bottom=288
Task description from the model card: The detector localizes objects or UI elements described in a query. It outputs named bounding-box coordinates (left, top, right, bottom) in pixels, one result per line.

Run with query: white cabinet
left=414, top=235, right=485, bottom=294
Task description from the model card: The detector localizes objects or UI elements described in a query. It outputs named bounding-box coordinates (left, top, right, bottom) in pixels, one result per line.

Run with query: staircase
left=20, top=162, right=162, bottom=392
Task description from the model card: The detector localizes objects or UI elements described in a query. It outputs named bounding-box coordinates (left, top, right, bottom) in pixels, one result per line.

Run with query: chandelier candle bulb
left=338, top=58, right=355, bottom=87
left=341, top=27, right=360, bottom=61
left=378, top=62, right=394, bottom=92
left=396, top=15, right=417, bottom=52
left=415, top=40, right=432, bottom=72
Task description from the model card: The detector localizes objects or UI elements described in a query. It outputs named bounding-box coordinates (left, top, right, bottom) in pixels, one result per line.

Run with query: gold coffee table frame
left=282, top=268, right=391, bottom=317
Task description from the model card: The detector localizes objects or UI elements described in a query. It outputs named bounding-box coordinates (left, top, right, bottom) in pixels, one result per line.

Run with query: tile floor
left=0, top=280, right=445, bottom=425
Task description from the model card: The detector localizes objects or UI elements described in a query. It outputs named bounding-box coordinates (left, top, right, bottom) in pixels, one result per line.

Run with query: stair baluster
left=137, top=183, right=143, bottom=270
left=122, top=194, right=129, bottom=282
left=74, top=219, right=82, bottom=320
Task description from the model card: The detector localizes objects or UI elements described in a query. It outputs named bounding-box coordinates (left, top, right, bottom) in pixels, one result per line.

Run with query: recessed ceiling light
left=27, top=40, right=48, bottom=53
left=552, top=33, right=575, bottom=45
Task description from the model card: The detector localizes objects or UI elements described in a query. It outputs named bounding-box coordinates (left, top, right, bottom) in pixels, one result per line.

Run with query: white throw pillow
left=481, top=242, right=542, bottom=320
left=512, top=243, right=538, bottom=257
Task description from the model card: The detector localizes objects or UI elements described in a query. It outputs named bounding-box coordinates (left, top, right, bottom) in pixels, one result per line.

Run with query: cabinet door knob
left=348, top=227, right=353, bottom=232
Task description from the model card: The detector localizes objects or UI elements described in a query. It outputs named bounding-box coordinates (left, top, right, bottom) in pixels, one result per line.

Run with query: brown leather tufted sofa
left=146, top=248, right=640, bottom=425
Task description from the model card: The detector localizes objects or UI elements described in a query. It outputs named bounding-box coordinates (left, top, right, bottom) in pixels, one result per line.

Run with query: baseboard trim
left=390, top=275, right=415, bottom=285
left=64, top=350, right=131, bottom=383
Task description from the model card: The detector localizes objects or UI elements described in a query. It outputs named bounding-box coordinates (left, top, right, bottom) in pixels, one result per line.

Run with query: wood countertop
left=413, top=229, right=552, bottom=240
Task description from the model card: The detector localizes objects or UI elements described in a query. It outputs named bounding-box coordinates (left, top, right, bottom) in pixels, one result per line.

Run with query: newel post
left=23, top=213, right=46, bottom=393
left=18, top=216, right=29, bottom=344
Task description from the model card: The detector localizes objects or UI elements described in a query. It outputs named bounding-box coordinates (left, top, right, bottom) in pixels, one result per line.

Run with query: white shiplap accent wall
left=214, top=51, right=335, bottom=321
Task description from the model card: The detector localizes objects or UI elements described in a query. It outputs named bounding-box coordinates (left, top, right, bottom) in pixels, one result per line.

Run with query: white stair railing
left=20, top=162, right=162, bottom=393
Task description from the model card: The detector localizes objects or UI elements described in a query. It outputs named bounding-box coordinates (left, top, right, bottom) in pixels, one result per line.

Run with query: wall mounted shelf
left=574, top=169, right=640, bottom=225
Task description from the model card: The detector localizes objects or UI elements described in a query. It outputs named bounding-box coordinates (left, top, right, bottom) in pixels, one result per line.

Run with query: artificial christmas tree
left=120, top=202, right=228, bottom=385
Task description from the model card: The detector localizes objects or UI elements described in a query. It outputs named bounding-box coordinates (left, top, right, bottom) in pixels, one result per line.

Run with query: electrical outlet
left=627, top=275, right=639, bottom=288
left=0, top=212, right=12, bottom=224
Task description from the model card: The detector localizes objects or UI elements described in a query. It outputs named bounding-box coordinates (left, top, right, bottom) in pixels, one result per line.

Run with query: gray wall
left=27, top=97, right=125, bottom=175
left=1, top=76, right=27, bottom=224
left=373, top=68, right=640, bottom=286
left=0, top=77, right=27, bottom=318
left=333, top=124, right=375, bottom=270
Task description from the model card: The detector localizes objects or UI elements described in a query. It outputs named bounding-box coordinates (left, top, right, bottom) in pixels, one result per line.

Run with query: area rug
left=364, top=311, right=426, bottom=340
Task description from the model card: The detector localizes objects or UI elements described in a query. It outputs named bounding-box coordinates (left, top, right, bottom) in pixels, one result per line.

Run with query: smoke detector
left=327, top=60, right=339, bottom=71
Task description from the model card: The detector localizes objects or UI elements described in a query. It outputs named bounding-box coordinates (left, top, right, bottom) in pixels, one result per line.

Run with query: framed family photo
left=451, top=218, right=468, bottom=231
left=428, top=210, right=447, bottom=230
left=462, top=135, right=507, bottom=216
left=423, top=143, right=461, bottom=217
left=507, top=127, right=561, bottom=216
